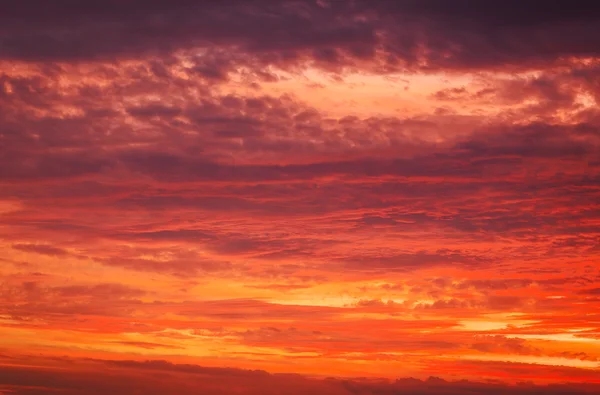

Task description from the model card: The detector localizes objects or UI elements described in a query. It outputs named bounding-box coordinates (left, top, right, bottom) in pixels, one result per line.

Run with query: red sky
left=1, top=1, right=600, bottom=394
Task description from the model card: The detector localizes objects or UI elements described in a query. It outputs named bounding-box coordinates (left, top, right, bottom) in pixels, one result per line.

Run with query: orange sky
left=1, top=1, right=600, bottom=394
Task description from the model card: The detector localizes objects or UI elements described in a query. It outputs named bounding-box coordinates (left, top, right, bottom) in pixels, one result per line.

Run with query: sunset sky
left=1, top=1, right=600, bottom=394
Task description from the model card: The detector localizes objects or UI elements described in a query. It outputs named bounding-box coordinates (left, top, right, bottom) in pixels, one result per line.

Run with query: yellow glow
left=505, top=334, right=600, bottom=343
left=462, top=354, right=599, bottom=369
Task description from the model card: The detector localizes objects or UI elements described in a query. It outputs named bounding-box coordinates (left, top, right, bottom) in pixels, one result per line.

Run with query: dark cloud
left=0, top=359, right=599, bottom=395
left=52, top=283, right=147, bottom=299
left=343, top=250, right=489, bottom=272
left=486, top=295, right=532, bottom=311
left=455, top=279, right=534, bottom=292
left=578, top=287, right=600, bottom=295
left=12, top=244, right=69, bottom=257
left=1, top=0, right=599, bottom=72
left=471, top=336, right=540, bottom=356
left=0, top=0, right=373, bottom=68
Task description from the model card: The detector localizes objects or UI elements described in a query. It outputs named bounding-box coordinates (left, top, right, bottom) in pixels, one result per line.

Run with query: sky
left=1, top=0, right=600, bottom=394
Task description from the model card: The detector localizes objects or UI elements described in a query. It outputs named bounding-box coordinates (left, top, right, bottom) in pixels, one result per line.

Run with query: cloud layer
left=1, top=0, right=599, bottom=392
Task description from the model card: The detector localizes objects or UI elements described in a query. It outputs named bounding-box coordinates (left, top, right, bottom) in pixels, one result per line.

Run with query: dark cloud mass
left=1, top=359, right=599, bottom=395
left=1, top=0, right=600, bottom=71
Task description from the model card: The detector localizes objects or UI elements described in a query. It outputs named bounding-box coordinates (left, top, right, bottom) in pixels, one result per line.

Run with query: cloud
left=1, top=0, right=599, bottom=74
left=52, top=283, right=147, bottom=299
left=0, top=281, right=148, bottom=323
left=343, top=250, right=490, bottom=272
left=471, top=336, right=540, bottom=356
left=12, top=244, right=69, bottom=257
left=1, top=358, right=600, bottom=395
left=578, top=287, right=600, bottom=295
left=111, top=341, right=184, bottom=350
